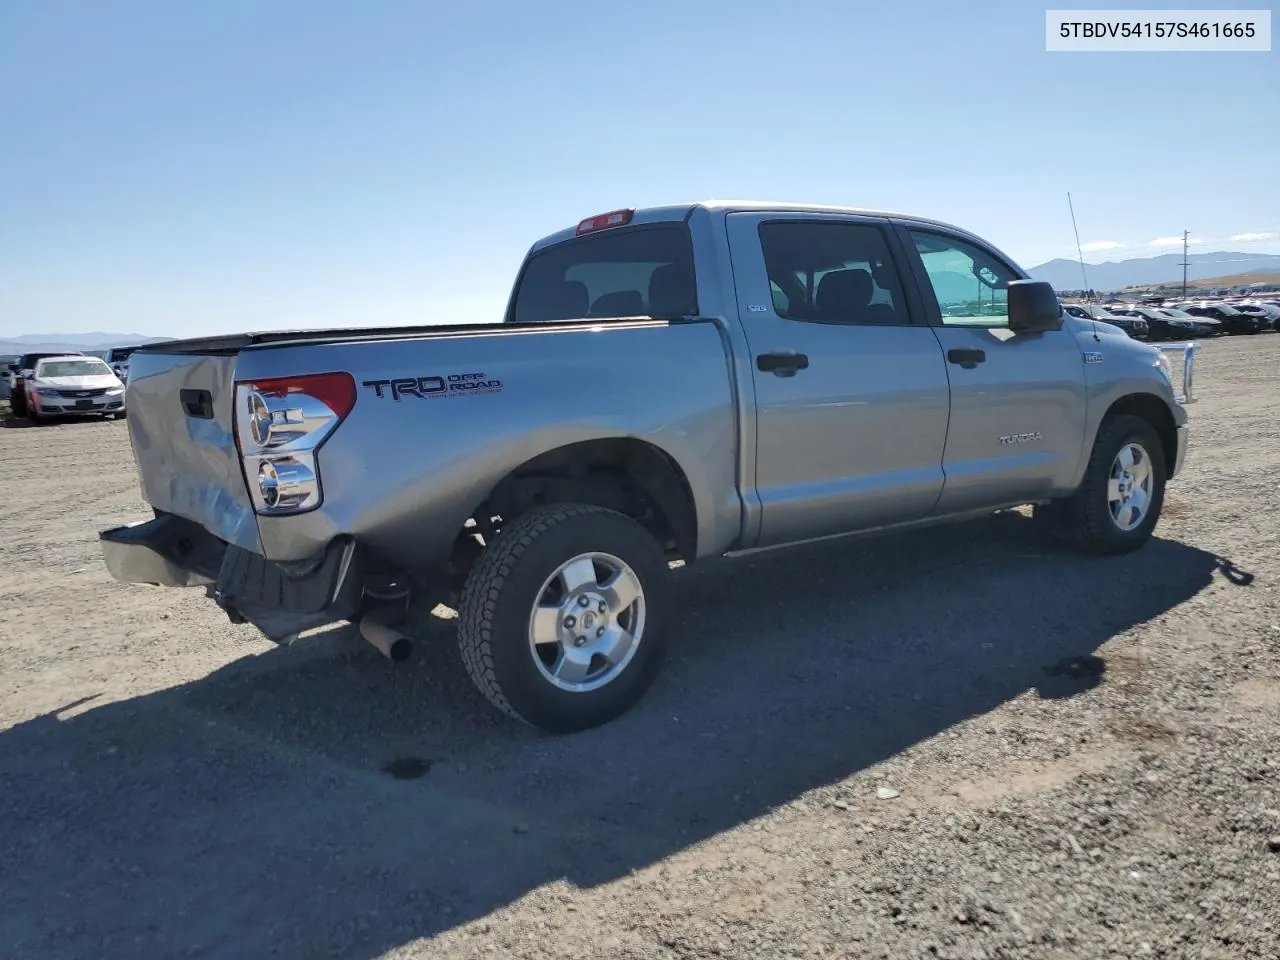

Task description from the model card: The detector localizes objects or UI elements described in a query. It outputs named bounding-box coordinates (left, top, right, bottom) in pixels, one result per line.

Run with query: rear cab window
left=508, top=223, right=698, bottom=323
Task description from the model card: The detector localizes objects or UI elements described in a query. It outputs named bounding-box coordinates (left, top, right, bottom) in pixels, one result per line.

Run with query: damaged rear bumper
left=100, top=513, right=224, bottom=588
left=99, top=513, right=367, bottom=622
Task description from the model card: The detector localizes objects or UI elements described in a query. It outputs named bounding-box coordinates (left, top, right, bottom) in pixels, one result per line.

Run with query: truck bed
left=122, top=316, right=745, bottom=573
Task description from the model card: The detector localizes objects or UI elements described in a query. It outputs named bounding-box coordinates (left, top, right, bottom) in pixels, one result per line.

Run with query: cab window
left=509, top=224, right=698, bottom=323
left=908, top=230, right=1018, bottom=328
left=757, top=221, right=910, bottom=325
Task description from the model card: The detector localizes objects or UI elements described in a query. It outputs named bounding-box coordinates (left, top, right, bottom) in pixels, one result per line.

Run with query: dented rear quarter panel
left=125, top=351, right=263, bottom=553
left=232, top=321, right=744, bottom=567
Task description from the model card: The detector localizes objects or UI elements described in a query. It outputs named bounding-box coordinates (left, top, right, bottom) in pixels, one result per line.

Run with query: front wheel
left=457, top=503, right=672, bottom=733
left=1037, top=414, right=1166, bottom=555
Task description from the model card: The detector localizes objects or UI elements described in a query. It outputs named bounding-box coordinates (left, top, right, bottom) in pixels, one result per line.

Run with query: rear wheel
left=1036, top=414, right=1166, bottom=555
left=11, top=390, right=26, bottom=418
left=457, top=503, right=672, bottom=733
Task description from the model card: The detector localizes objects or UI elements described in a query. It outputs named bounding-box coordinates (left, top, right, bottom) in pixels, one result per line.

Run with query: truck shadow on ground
left=0, top=512, right=1240, bottom=959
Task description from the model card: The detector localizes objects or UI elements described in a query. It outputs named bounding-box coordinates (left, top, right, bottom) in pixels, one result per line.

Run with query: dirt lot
left=2, top=336, right=1278, bottom=960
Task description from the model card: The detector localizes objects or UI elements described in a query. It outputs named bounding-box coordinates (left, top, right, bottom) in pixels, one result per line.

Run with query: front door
left=725, top=213, right=952, bottom=547
left=895, top=224, right=1087, bottom=514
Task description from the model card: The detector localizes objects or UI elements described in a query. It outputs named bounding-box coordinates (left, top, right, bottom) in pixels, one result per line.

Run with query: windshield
left=1160, top=308, right=1194, bottom=319
left=36, top=359, right=113, bottom=378
left=509, top=223, right=698, bottom=323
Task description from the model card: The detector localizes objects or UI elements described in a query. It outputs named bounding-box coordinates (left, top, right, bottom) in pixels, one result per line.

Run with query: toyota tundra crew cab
left=100, top=201, right=1193, bottom=732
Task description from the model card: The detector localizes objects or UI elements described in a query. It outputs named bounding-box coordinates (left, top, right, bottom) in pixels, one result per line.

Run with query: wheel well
left=448, top=439, right=698, bottom=586
left=1103, top=393, right=1178, bottom=475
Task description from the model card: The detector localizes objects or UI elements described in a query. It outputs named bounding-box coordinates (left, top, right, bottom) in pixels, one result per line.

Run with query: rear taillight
left=233, top=372, right=356, bottom=515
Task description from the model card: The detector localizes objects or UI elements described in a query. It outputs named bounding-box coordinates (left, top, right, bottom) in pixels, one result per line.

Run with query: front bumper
left=34, top=393, right=125, bottom=415
left=100, top=513, right=367, bottom=621
left=1173, top=423, right=1189, bottom=478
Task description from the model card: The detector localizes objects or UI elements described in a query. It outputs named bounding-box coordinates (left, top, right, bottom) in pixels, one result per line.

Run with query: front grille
left=57, top=388, right=108, bottom=398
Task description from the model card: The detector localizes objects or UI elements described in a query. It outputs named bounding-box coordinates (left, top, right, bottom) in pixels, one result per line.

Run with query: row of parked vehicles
left=3, top=350, right=129, bottom=421
left=1062, top=297, right=1280, bottom=341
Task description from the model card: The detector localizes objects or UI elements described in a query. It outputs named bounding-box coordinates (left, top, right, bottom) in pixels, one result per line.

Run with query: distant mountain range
left=0, top=333, right=173, bottom=355
left=1027, top=251, right=1280, bottom=292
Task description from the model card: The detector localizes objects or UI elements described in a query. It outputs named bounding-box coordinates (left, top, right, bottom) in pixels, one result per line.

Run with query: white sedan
left=25, top=355, right=127, bottom=421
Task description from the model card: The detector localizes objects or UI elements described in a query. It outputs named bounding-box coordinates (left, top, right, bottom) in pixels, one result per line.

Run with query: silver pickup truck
left=101, top=201, right=1192, bottom=732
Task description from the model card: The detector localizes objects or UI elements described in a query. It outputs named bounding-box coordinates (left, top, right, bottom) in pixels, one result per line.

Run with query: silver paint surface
left=118, top=202, right=1188, bottom=572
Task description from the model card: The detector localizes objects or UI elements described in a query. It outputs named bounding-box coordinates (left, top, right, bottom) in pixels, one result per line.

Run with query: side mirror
left=1008, top=280, right=1063, bottom=333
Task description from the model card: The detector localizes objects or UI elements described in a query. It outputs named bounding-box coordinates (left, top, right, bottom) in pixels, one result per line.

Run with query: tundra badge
left=999, top=431, right=1042, bottom=445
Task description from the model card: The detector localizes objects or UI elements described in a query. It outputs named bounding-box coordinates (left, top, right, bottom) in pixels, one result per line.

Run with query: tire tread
left=1065, top=413, right=1166, bottom=555
left=457, top=502, right=633, bottom=724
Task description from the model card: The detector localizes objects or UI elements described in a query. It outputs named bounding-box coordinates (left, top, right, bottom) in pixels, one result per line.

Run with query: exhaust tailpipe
left=359, top=615, right=413, bottom=662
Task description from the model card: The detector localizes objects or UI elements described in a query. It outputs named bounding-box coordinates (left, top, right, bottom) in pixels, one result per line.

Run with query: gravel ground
left=1, top=335, right=1278, bottom=960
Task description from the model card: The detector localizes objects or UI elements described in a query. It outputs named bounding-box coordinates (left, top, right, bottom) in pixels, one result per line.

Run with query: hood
left=1065, top=313, right=1129, bottom=340
left=35, top=374, right=123, bottom=390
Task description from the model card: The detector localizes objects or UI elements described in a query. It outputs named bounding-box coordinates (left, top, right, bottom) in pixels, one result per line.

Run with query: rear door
left=894, top=223, right=1087, bottom=513
left=725, top=212, right=952, bottom=547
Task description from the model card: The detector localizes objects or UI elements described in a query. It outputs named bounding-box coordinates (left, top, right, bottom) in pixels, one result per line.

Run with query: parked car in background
left=96, top=344, right=143, bottom=382
left=20, top=355, right=127, bottom=422
left=0, top=355, right=18, bottom=400
left=8, top=351, right=87, bottom=418
left=1226, top=301, right=1280, bottom=331
left=1173, top=301, right=1266, bottom=335
left=1062, top=302, right=1148, bottom=339
left=1154, top=306, right=1223, bottom=338
left=1107, top=306, right=1196, bottom=341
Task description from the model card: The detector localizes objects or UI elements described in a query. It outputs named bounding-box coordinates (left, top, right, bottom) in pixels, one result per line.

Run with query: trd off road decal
left=361, top=372, right=504, bottom=401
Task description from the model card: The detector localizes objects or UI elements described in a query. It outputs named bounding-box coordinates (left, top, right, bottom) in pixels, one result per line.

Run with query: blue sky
left=1, top=0, right=1276, bottom=337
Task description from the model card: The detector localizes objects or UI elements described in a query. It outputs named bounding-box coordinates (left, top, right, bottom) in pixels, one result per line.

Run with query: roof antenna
left=1068, top=191, right=1100, bottom=342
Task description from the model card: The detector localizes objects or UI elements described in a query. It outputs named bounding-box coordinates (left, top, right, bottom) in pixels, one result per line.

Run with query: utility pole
left=1181, top=230, right=1190, bottom=298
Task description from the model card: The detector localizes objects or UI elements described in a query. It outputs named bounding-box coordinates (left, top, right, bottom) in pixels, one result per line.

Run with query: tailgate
left=125, top=349, right=261, bottom=553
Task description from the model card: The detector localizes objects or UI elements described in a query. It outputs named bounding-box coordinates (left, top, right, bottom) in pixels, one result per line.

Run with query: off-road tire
left=457, top=502, right=672, bottom=733
left=1036, top=413, right=1166, bottom=555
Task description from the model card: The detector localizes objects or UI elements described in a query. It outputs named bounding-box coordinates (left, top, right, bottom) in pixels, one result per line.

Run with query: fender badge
left=1083, top=352, right=1104, bottom=364
left=999, top=431, right=1042, bottom=445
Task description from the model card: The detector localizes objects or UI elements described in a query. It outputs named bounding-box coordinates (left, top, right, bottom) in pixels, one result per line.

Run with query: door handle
left=946, top=347, right=986, bottom=369
left=756, top=350, right=810, bottom=375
